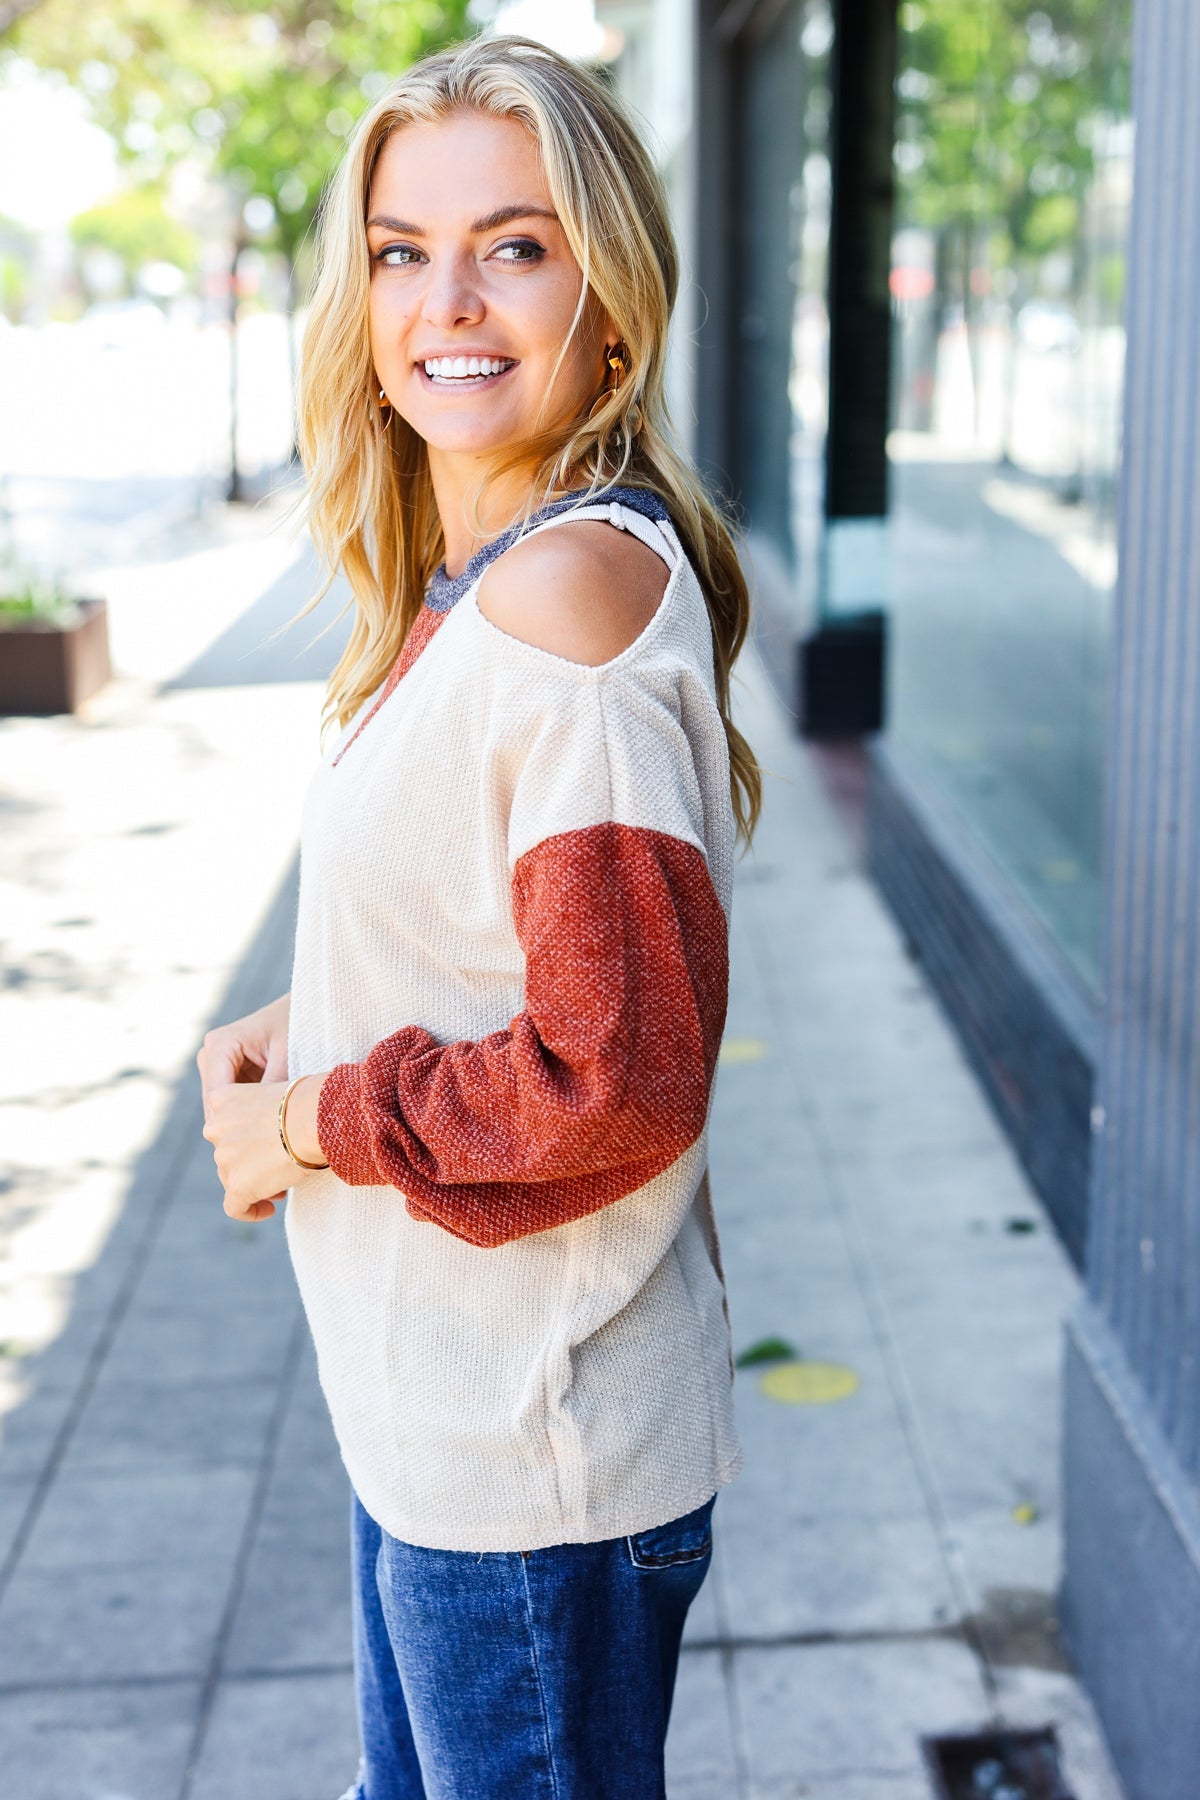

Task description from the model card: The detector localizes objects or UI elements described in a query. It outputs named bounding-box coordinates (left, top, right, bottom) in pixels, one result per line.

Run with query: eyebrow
left=365, top=203, right=559, bottom=235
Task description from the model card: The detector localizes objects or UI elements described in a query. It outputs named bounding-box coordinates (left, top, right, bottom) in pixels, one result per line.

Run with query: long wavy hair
left=293, top=32, right=761, bottom=843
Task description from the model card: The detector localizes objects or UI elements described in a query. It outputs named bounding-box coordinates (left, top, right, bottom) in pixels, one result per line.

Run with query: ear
left=588, top=292, right=621, bottom=356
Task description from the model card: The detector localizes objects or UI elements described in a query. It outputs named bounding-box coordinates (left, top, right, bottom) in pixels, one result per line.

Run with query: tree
left=896, top=0, right=1131, bottom=275
left=6, top=0, right=477, bottom=494
left=7, top=1, right=476, bottom=264
left=70, top=184, right=198, bottom=295
left=893, top=0, right=1132, bottom=436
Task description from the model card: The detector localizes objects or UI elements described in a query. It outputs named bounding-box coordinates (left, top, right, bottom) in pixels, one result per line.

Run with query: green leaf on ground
left=735, top=1336, right=799, bottom=1368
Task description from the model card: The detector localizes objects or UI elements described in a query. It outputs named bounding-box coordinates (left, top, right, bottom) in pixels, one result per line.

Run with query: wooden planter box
left=0, top=597, right=112, bottom=715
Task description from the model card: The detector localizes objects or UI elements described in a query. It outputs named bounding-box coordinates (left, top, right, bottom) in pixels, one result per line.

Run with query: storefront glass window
left=734, top=0, right=832, bottom=629
left=886, top=0, right=1132, bottom=990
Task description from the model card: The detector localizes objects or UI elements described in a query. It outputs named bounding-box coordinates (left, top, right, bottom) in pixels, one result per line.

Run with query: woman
left=198, top=33, right=760, bottom=1799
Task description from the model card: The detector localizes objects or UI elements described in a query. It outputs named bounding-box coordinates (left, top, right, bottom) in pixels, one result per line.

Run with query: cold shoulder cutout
left=476, top=514, right=672, bottom=668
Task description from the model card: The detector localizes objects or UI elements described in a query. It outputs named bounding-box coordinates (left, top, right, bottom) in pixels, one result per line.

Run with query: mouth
left=417, top=355, right=519, bottom=390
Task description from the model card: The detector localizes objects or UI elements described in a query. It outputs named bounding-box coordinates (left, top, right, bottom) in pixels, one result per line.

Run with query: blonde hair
left=294, top=32, right=761, bottom=843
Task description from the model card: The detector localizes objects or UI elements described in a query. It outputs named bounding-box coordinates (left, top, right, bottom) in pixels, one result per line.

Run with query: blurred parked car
left=79, top=298, right=166, bottom=350
left=1015, top=299, right=1082, bottom=355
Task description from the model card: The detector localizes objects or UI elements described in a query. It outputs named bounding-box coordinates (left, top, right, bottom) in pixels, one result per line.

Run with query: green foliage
left=8, top=0, right=477, bottom=261
left=0, top=565, right=80, bottom=627
left=734, top=1336, right=800, bottom=1369
left=0, top=214, right=32, bottom=318
left=895, top=0, right=1132, bottom=265
left=70, top=184, right=197, bottom=281
left=0, top=250, right=25, bottom=315
left=1021, top=191, right=1079, bottom=256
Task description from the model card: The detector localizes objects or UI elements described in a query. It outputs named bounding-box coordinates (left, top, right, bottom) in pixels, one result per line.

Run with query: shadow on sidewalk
left=166, top=544, right=354, bottom=692
left=0, top=851, right=360, bottom=1798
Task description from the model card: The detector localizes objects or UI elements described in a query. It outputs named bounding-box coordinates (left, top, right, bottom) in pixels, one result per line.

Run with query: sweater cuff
left=316, top=1062, right=381, bottom=1185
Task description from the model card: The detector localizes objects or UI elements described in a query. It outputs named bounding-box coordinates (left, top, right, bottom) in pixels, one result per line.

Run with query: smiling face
left=365, top=108, right=617, bottom=468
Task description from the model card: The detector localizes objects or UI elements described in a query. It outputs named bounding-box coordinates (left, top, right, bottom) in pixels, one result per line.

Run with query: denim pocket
left=626, top=1494, right=716, bottom=1569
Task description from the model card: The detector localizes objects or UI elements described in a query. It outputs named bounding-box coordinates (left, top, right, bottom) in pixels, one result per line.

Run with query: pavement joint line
left=681, top=1622, right=978, bottom=1654
left=0, top=1659, right=357, bottom=1700
left=0, top=1671, right=206, bottom=1699
left=177, top=1308, right=308, bottom=1800
left=705, top=1480, right=751, bottom=1797
left=764, top=1763, right=930, bottom=1783
left=736, top=790, right=1007, bottom=1725
left=205, top=1659, right=357, bottom=1683
left=718, top=1637, right=753, bottom=1800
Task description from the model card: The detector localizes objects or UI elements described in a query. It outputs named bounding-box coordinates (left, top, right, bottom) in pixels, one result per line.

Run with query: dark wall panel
left=868, top=741, right=1096, bottom=1266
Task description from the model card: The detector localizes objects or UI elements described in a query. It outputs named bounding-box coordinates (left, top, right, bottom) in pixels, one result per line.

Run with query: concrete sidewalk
left=0, top=511, right=1124, bottom=1798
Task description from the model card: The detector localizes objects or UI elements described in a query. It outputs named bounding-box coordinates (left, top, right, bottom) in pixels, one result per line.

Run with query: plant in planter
left=0, top=567, right=112, bottom=716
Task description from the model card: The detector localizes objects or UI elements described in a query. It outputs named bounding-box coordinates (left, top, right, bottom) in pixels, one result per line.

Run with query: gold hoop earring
left=373, top=386, right=393, bottom=429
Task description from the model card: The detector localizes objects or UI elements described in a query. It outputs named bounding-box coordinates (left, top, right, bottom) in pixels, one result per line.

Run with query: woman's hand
left=197, top=994, right=304, bottom=1222
left=197, top=992, right=291, bottom=1105
left=201, top=1073, right=327, bottom=1223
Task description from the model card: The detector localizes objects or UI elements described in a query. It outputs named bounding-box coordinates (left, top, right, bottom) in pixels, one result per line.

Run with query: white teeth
left=422, top=356, right=514, bottom=380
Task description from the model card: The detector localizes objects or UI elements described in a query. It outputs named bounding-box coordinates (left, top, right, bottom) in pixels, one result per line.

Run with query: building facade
left=597, top=2, right=1199, bottom=1794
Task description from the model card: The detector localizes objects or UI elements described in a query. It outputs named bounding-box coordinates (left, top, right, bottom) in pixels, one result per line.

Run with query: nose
left=420, top=251, right=485, bottom=332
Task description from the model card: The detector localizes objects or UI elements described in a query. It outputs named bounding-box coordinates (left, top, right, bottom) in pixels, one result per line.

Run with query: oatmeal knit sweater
left=284, top=488, right=741, bottom=1552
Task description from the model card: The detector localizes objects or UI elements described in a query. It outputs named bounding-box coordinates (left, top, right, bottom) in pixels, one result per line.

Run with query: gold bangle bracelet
left=278, top=1075, right=330, bottom=1171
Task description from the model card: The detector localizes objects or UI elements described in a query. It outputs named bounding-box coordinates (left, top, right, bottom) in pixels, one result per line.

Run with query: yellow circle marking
left=758, top=1360, right=860, bottom=1405
left=719, top=1037, right=768, bottom=1065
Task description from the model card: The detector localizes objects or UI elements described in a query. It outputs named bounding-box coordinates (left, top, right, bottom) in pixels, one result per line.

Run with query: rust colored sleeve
left=315, top=823, right=728, bottom=1247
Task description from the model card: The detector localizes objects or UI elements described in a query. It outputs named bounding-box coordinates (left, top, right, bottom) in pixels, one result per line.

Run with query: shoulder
left=476, top=518, right=671, bottom=667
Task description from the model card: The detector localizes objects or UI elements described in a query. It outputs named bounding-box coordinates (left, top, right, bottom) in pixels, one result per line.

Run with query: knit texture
left=285, top=497, right=742, bottom=1551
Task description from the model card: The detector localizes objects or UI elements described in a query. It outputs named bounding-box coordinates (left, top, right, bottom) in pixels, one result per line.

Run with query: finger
left=223, top=1193, right=276, bottom=1223
left=207, top=1043, right=246, bottom=1089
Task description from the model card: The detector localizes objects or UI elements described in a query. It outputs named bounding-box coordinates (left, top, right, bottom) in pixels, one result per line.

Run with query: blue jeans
left=347, top=1484, right=716, bottom=1799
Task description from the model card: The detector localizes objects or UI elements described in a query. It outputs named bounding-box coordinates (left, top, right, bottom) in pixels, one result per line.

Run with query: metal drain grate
left=921, top=1727, right=1075, bottom=1800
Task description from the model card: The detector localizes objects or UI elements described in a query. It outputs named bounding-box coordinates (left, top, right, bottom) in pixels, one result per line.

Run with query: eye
left=375, top=243, right=424, bottom=267
left=491, top=238, right=546, bottom=264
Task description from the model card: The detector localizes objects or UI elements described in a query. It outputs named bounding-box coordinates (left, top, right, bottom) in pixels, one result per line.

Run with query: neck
left=426, top=447, right=542, bottom=580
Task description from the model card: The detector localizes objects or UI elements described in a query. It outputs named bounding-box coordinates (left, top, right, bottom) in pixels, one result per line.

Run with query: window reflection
left=886, top=0, right=1132, bottom=989
left=790, top=1, right=833, bottom=629
left=734, top=0, right=832, bottom=628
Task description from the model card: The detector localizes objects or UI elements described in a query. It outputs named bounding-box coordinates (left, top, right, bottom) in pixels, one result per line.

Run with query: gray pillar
left=1061, top=4, right=1200, bottom=1794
